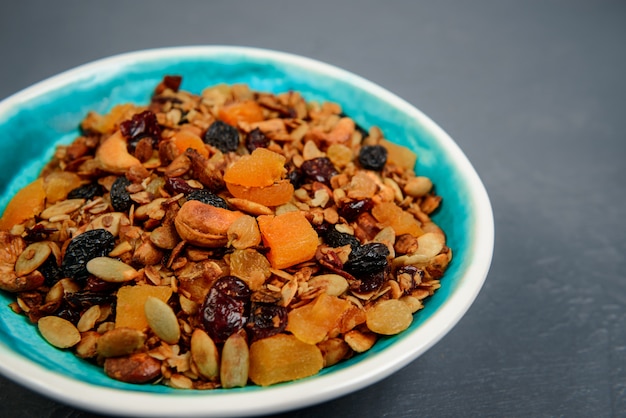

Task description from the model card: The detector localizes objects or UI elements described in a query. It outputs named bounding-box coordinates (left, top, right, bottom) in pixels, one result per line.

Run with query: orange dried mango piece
left=223, top=148, right=286, bottom=188
left=171, top=130, right=209, bottom=158
left=218, top=100, right=264, bottom=126
left=257, top=211, right=318, bottom=269
left=372, top=201, right=423, bottom=237
left=0, top=178, right=46, bottom=231
left=249, top=334, right=323, bottom=386
left=380, top=139, right=417, bottom=171
left=115, top=285, right=172, bottom=331
left=226, top=180, right=294, bottom=207
left=286, top=293, right=352, bottom=345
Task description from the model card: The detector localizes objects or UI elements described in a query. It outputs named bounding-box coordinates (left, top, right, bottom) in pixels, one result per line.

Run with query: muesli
left=0, top=76, right=451, bottom=389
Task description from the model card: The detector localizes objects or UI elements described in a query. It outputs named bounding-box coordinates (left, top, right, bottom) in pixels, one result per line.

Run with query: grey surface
left=1, top=0, right=625, bottom=417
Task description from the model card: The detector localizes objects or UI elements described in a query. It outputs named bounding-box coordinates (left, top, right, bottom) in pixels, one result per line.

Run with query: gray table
left=1, top=1, right=625, bottom=417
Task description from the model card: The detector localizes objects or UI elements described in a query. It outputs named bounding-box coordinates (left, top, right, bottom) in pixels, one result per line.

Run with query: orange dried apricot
left=218, top=100, right=264, bottom=126
left=171, top=130, right=209, bottom=158
left=372, top=201, right=423, bottom=237
left=380, top=139, right=417, bottom=171
left=226, top=180, right=294, bottom=207
left=115, top=285, right=172, bottom=331
left=249, top=333, right=323, bottom=386
left=286, top=293, right=352, bottom=344
left=257, top=211, right=319, bottom=269
left=0, top=178, right=46, bottom=231
left=223, top=148, right=286, bottom=188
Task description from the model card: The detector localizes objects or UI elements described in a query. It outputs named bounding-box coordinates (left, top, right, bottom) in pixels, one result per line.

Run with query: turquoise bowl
left=0, top=46, right=493, bottom=417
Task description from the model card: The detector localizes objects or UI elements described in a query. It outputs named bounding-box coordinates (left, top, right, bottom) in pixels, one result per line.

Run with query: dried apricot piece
left=257, top=211, right=319, bottom=269
left=171, top=130, right=209, bottom=158
left=115, top=285, right=172, bottom=331
left=226, top=180, right=294, bottom=207
left=286, top=293, right=352, bottom=344
left=249, top=334, right=323, bottom=386
left=0, top=177, right=46, bottom=231
left=218, top=100, right=264, bottom=126
left=380, top=139, right=417, bottom=170
left=223, top=148, right=286, bottom=188
left=372, top=201, right=423, bottom=237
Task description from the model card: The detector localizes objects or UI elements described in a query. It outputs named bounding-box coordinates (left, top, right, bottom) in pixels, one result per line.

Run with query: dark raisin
left=245, top=128, right=269, bottom=153
left=40, top=255, right=62, bottom=287
left=67, top=182, right=103, bottom=200
left=246, top=303, right=288, bottom=341
left=65, top=290, right=116, bottom=310
left=110, top=177, right=132, bottom=212
left=352, top=269, right=386, bottom=293
left=55, top=306, right=81, bottom=324
left=162, top=75, right=182, bottom=92
left=323, top=227, right=360, bottom=249
left=287, top=163, right=303, bottom=188
left=358, top=145, right=387, bottom=171
left=338, top=199, right=373, bottom=222
left=203, top=120, right=240, bottom=153
left=164, top=177, right=196, bottom=195
left=186, top=189, right=229, bottom=209
left=120, top=110, right=162, bottom=151
left=23, top=224, right=58, bottom=243
left=200, top=276, right=251, bottom=343
left=61, top=229, right=116, bottom=282
left=396, top=265, right=425, bottom=294
left=344, top=242, right=390, bottom=276
left=83, top=276, right=120, bottom=293
left=300, top=157, right=338, bottom=185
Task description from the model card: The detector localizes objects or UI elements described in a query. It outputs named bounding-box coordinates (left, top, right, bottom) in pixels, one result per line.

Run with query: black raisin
left=61, top=229, right=116, bottom=282
left=245, top=128, right=269, bottom=153
left=358, top=145, right=387, bottom=171
left=246, top=303, right=288, bottom=341
left=203, top=120, right=240, bottom=153
left=200, top=276, right=251, bottom=343
left=287, top=163, right=303, bottom=188
left=65, top=290, right=116, bottom=310
left=338, top=199, right=373, bottom=222
left=353, top=269, right=386, bottom=293
left=186, top=189, right=229, bottom=209
left=323, top=227, right=360, bottom=249
left=23, top=224, right=58, bottom=243
left=120, top=110, right=162, bottom=151
left=40, top=255, right=62, bottom=287
left=300, top=157, right=338, bottom=185
left=67, top=182, right=103, bottom=200
left=110, top=177, right=132, bottom=212
left=344, top=242, right=390, bottom=276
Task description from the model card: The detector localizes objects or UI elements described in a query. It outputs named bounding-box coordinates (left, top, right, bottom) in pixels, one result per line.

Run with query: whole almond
left=104, top=352, right=161, bottom=384
left=144, top=296, right=180, bottom=344
left=191, top=329, right=219, bottom=380
left=38, top=316, right=81, bottom=349
left=97, top=327, right=146, bottom=358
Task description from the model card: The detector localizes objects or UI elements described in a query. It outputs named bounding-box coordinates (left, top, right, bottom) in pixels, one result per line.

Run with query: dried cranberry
left=287, top=163, right=303, bottom=188
left=247, top=303, right=288, bottom=341
left=245, top=128, right=269, bottom=152
left=186, top=189, right=229, bottom=209
left=110, top=177, right=132, bottom=212
left=203, top=121, right=240, bottom=153
left=338, top=199, right=373, bottom=222
left=162, top=75, right=182, bottom=92
left=300, top=157, right=337, bottom=185
left=200, top=276, right=251, bottom=343
left=67, top=182, right=103, bottom=200
left=61, top=229, right=116, bottom=282
left=358, top=145, right=387, bottom=171
left=164, top=177, right=196, bottom=195
left=120, top=110, right=162, bottom=151
left=344, top=242, right=389, bottom=276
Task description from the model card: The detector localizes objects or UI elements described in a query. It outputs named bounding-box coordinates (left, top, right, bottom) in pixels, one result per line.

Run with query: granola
left=0, top=76, right=451, bottom=388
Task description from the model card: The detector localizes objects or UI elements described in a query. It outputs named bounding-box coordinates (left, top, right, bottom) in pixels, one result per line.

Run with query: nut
left=104, top=352, right=161, bottom=384
left=220, top=332, right=249, bottom=388
left=174, top=200, right=244, bottom=247
left=15, top=241, right=52, bottom=277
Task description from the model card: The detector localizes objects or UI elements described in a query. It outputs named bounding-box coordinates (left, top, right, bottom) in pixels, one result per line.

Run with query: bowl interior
left=0, top=47, right=492, bottom=414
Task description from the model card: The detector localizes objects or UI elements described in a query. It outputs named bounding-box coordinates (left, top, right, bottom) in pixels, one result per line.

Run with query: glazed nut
left=144, top=296, right=180, bottom=344
left=75, top=331, right=100, bottom=359
left=95, top=130, right=141, bottom=174
left=191, top=329, right=220, bottom=380
left=38, top=316, right=81, bottom=349
left=86, top=257, right=140, bottom=283
left=403, top=176, right=433, bottom=197
left=174, top=200, right=244, bottom=247
left=15, top=241, right=51, bottom=277
left=104, top=352, right=162, bottom=384
left=97, top=327, right=146, bottom=358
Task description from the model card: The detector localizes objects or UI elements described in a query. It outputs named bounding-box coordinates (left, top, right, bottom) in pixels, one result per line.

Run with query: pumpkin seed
left=97, top=327, right=146, bottom=358
left=86, top=257, right=139, bottom=283
left=220, top=332, right=249, bottom=388
left=77, top=305, right=101, bottom=332
left=144, top=296, right=180, bottom=344
left=191, top=329, right=219, bottom=381
left=38, top=316, right=81, bottom=349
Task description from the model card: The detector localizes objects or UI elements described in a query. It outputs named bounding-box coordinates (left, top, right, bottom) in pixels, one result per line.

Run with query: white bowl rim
left=0, top=45, right=494, bottom=417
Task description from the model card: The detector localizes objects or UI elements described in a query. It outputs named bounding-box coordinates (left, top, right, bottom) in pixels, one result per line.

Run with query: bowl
left=0, top=46, right=494, bottom=417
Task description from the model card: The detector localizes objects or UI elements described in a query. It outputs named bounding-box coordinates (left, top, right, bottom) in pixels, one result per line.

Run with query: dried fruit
left=61, top=229, right=116, bottom=282
left=245, top=127, right=269, bottom=152
left=200, top=276, right=251, bottom=343
left=186, top=189, right=228, bottom=209
left=247, top=303, right=288, bottom=341
left=366, top=299, right=413, bottom=335
left=300, top=157, right=337, bottom=185
left=286, top=293, right=351, bottom=344
left=358, top=145, right=387, bottom=171
left=110, top=176, right=132, bottom=212
left=203, top=120, right=240, bottom=153
left=67, top=182, right=103, bottom=200
left=0, top=178, right=46, bottom=231
left=344, top=242, right=390, bottom=276
left=249, top=334, right=323, bottom=386
left=257, top=211, right=319, bottom=269
left=115, top=285, right=173, bottom=331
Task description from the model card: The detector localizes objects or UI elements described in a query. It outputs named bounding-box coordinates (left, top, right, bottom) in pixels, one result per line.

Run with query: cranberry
left=200, top=276, right=251, bottom=343
left=300, top=157, right=337, bottom=185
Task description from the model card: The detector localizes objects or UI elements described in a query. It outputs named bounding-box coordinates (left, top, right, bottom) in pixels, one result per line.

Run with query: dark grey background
left=1, top=1, right=625, bottom=417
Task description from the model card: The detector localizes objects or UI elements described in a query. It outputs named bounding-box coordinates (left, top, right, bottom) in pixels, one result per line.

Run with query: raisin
left=200, top=276, right=251, bottom=343
left=358, top=145, right=387, bottom=171
left=23, top=224, right=58, bottom=243
left=338, top=199, right=373, bottom=222
left=352, top=269, right=386, bottom=293
left=120, top=110, right=162, bottom=151
left=245, top=128, right=269, bottom=153
left=323, top=227, right=360, bottom=249
left=65, top=290, right=116, bottom=310
left=40, top=255, right=62, bottom=287
left=61, top=229, right=116, bottom=282
left=164, top=177, right=196, bottom=195
left=300, top=157, right=338, bottom=185
left=110, top=177, right=132, bottom=212
left=246, top=303, right=288, bottom=342
left=396, top=265, right=425, bottom=294
left=203, top=120, right=240, bottom=153
left=67, top=182, right=103, bottom=200
left=344, top=242, right=390, bottom=276
left=161, top=75, right=182, bottom=92
left=287, top=163, right=303, bottom=188
left=186, top=189, right=229, bottom=209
